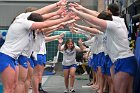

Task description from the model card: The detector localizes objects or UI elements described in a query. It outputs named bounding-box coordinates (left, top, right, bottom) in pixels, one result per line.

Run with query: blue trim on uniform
left=14, top=60, right=19, bottom=66
left=105, top=55, right=113, bottom=76
left=96, top=52, right=104, bottom=67
left=34, top=54, right=47, bottom=67
left=99, top=54, right=113, bottom=76
left=43, top=54, right=47, bottom=65
left=63, top=64, right=77, bottom=69
left=101, top=54, right=107, bottom=74
left=114, top=56, right=137, bottom=77
left=28, top=56, right=35, bottom=68
left=0, top=52, right=15, bottom=72
left=18, top=55, right=28, bottom=68
left=91, top=54, right=98, bottom=72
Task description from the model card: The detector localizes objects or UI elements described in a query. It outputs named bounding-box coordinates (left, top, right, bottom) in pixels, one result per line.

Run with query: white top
left=103, top=32, right=108, bottom=55
left=95, top=34, right=104, bottom=54
left=84, top=37, right=97, bottom=54
left=113, top=16, right=128, bottom=34
left=21, top=31, right=35, bottom=58
left=0, top=13, right=34, bottom=59
left=37, top=32, right=46, bottom=55
left=17, top=12, right=34, bottom=57
left=32, top=32, right=47, bottom=60
left=84, top=34, right=104, bottom=55
left=61, top=44, right=80, bottom=66
left=103, top=16, right=128, bottom=56
left=106, top=20, right=134, bottom=63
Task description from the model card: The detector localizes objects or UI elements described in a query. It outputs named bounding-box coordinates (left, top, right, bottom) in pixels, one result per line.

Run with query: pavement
left=29, top=61, right=97, bottom=93
left=39, top=74, right=97, bottom=93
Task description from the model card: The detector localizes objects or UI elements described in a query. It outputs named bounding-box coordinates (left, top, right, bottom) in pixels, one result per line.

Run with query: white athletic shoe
left=64, top=89, right=69, bottom=93
left=69, top=89, right=75, bottom=92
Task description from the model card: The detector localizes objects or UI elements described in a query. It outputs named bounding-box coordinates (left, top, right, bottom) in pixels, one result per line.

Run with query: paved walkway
left=29, top=61, right=97, bottom=93
left=28, top=74, right=97, bottom=93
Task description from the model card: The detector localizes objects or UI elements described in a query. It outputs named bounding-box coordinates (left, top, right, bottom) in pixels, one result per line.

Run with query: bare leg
left=38, top=65, right=45, bottom=92
left=15, top=65, right=19, bottom=91
left=97, top=67, right=104, bottom=93
left=1, top=65, right=16, bottom=93
left=110, top=65, right=115, bottom=80
left=94, top=69, right=100, bottom=90
left=126, top=76, right=133, bottom=93
left=69, top=67, right=76, bottom=89
left=32, top=65, right=43, bottom=93
left=103, top=76, right=107, bottom=92
left=15, top=65, right=28, bottom=93
left=109, top=65, right=116, bottom=93
left=63, top=69, right=70, bottom=90
left=93, top=71, right=96, bottom=84
left=25, top=62, right=33, bottom=93
left=114, top=72, right=130, bottom=93
left=106, top=75, right=115, bottom=93
left=91, top=72, right=99, bottom=90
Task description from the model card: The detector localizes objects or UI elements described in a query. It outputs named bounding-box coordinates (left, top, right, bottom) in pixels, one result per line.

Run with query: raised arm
left=86, top=50, right=91, bottom=59
left=42, top=6, right=65, bottom=20
left=44, top=29, right=57, bottom=36
left=70, top=7, right=107, bottom=31
left=48, top=15, right=61, bottom=20
left=42, top=23, right=64, bottom=32
left=31, top=14, right=71, bottom=30
left=71, top=27, right=94, bottom=37
left=43, top=22, right=65, bottom=35
left=69, top=2, right=99, bottom=17
left=33, top=0, right=67, bottom=15
left=74, top=23, right=103, bottom=34
left=45, top=32, right=65, bottom=43
left=83, top=19, right=101, bottom=30
left=58, top=38, right=64, bottom=51
left=77, top=38, right=87, bottom=52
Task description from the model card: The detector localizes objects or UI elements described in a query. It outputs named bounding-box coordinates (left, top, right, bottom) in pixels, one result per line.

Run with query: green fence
left=46, top=30, right=86, bottom=62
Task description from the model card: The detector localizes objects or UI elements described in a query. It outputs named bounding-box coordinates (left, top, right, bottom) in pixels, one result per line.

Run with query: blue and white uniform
left=105, top=17, right=137, bottom=76
left=101, top=16, right=128, bottom=75
left=0, top=12, right=34, bottom=72
left=84, top=36, right=98, bottom=71
left=15, top=12, right=36, bottom=69
left=18, top=30, right=35, bottom=69
left=94, top=34, right=104, bottom=67
left=61, top=44, right=80, bottom=69
left=102, top=33, right=113, bottom=75
left=33, top=32, right=47, bottom=67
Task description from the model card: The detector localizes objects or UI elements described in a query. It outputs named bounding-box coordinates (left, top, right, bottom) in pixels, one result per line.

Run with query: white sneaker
left=69, top=89, right=75, bottom=92
left=64, top=89, right=69, bottom=93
